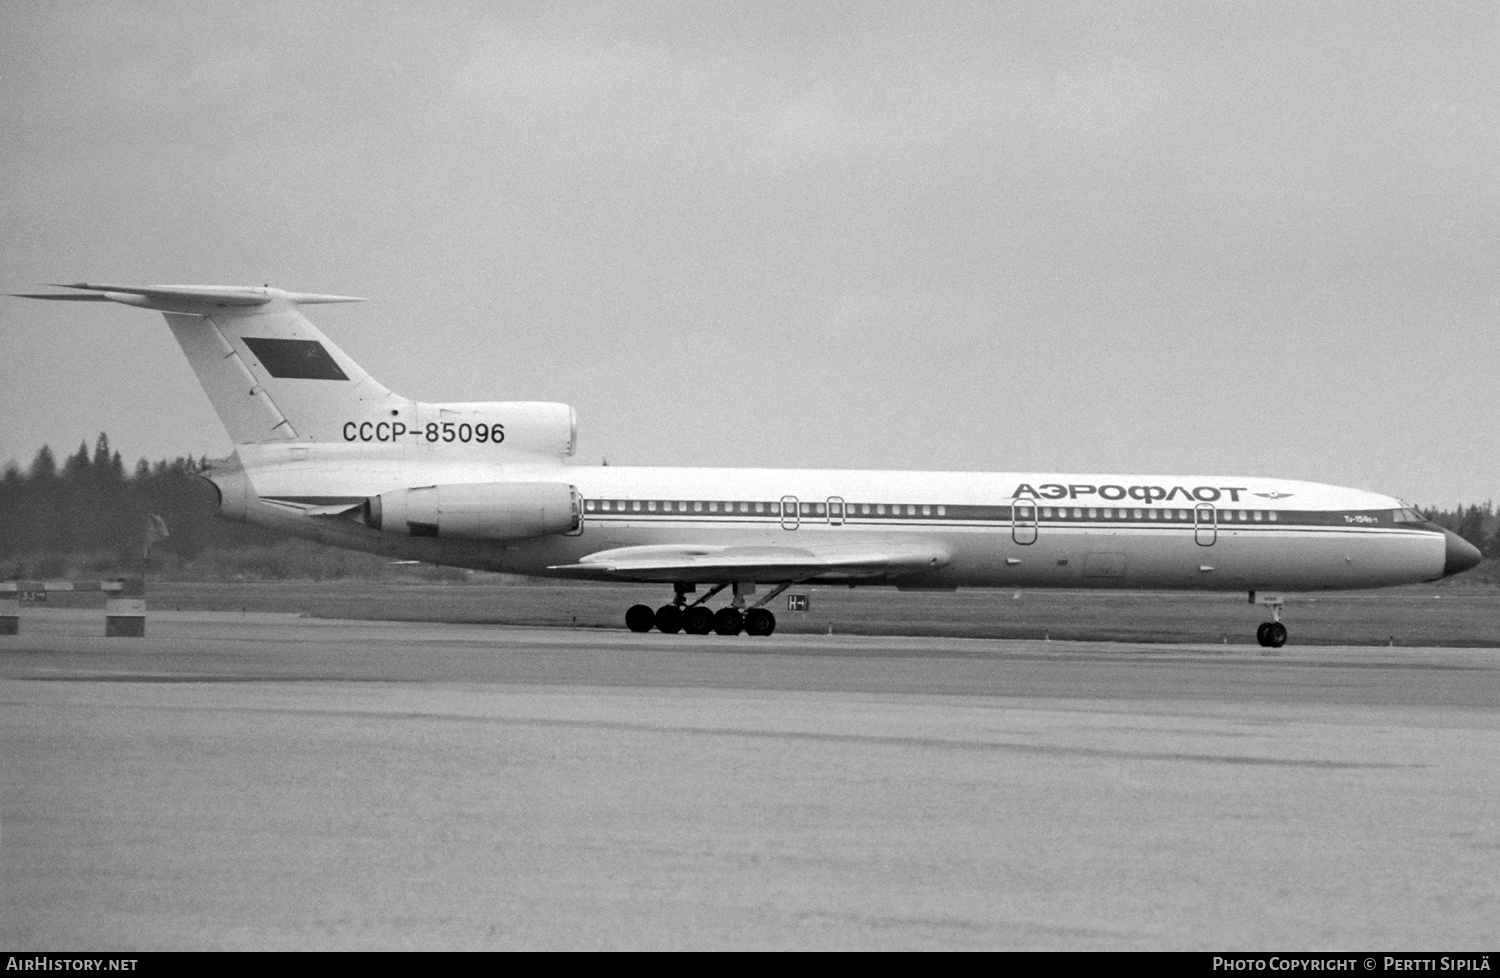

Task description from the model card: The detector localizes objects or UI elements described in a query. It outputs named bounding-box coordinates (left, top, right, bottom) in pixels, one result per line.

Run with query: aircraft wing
left=548, top=540, right=951, bottom=583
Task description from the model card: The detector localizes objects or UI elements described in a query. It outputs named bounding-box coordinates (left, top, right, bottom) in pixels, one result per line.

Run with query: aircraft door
left=565, top=489, right=585, bottom=536
left=1012, top=501, right=1038, bottom=545
left=780, top=495, right=799, bottom=530
left=826, top=496, right=845, bottom=526
left=1195, top=503, right=1217, bottom=546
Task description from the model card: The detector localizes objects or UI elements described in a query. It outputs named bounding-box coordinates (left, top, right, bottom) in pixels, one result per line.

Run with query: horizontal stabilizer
left=12, top=283, right=364, bottom=312
left=10, top=292, right=115, bottom=301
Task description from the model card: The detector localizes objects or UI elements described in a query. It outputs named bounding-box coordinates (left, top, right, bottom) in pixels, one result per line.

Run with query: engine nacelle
left=369, top=482, right=581, bottom=541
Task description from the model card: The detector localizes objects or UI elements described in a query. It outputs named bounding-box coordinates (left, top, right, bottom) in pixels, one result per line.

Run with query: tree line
left=1424, top=502, right=1500, bottom=558
left=0, top=434, right=281, bottom=578
left=1, top=434, right=1497, bottom=580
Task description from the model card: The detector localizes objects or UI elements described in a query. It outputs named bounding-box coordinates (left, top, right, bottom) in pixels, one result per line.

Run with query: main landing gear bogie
left=684, top=605, right=714, bottom=635
left=744, top=608, right=775, bottom=636
left=713, top=608, right=744, bottom=636
left=654, top=604, right=684, bottom=634
left=625, top=604, right=655, bottom=633
left=624, top=603, right=774, bottom=636
left=625, top=583, right=786, bottom=637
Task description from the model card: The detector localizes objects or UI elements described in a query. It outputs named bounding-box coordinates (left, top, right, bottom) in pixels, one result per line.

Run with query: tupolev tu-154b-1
left=15, top=283, right=1482, bottom=646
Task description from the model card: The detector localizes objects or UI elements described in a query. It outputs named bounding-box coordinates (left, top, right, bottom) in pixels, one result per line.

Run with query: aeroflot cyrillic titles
left=1014, top=483, right=1253, bottom=503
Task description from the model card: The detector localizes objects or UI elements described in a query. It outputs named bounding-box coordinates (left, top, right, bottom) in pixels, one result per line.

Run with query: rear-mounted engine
left=368, top=482, right=581, bottom=541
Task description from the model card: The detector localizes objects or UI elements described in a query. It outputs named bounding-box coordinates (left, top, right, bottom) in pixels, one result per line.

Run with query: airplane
left=14, top=282, right=1483, bottom=647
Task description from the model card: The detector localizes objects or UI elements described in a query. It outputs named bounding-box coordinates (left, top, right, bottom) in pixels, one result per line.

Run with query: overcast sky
left=2, top=1, right=1496, bottom=505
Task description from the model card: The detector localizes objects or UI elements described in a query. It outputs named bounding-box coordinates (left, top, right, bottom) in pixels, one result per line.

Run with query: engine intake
left=369, top=482, right=581, bottom=541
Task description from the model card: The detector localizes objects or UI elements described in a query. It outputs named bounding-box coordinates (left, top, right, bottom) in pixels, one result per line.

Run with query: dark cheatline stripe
left=241, top=337, right=349, bottom=381
left=581, top=501, right=1429, bottom=531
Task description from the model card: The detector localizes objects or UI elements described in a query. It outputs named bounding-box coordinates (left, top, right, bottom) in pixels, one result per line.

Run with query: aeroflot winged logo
left=1011, top=483, right=1270, bottom=503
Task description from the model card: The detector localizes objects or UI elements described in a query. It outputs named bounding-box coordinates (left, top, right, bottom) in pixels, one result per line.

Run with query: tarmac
left=3, top=609, right=1499, bottom=950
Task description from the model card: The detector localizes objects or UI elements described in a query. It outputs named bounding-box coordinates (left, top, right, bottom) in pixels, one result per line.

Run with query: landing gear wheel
left=683, top=606, right=714, bottom=635
left=1256, top=622, right=1270, bottom=646
left=654, top=605, right=684, bottom=634
left=1263, top=621, right=1287, bottom=648
left=744, top=608, right=776, bottom=636
left=713, top=607, right=744, bottom=636
left=626, top=604, right=655, bottom=633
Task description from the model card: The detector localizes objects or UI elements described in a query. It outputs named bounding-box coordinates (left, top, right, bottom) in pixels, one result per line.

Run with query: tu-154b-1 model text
left=16, top=283, right=1482, bottom=646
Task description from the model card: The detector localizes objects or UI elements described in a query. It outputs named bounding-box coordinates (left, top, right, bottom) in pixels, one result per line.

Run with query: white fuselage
left=215, top=442, right=1451, bottom=593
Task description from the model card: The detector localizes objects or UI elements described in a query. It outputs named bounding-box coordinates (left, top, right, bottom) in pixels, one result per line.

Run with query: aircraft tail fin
left=16, top=284, right=409, bottom=445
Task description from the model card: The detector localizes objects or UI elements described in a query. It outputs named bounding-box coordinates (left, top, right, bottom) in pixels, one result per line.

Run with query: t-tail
left=15, top=283, right=577, bottom=457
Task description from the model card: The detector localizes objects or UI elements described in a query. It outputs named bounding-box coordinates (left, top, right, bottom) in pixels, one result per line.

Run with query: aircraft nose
left=1442, top=529, right=1483, bottom=578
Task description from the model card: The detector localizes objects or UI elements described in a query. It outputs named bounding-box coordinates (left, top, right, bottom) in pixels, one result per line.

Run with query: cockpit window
left=1392, top=506, right=1428, bottom=523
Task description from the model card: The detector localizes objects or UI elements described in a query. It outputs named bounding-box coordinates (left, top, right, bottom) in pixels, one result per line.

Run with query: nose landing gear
left=1256, top=621, right=1288, bottom=648
left=1252, top=592, right=1288, bottom=648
